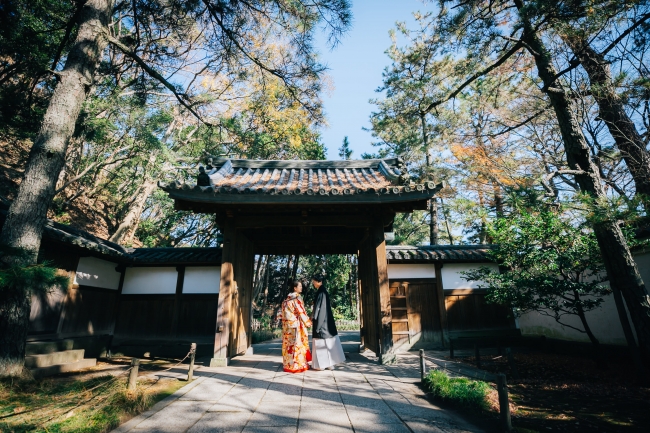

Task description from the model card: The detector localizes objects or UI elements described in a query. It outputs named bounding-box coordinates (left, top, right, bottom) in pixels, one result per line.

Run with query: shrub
left=251, top=328, right=281, bottom=344
left=422, top=370, right=490, bottom=411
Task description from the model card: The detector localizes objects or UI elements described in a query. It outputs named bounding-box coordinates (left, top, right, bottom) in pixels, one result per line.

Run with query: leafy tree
left=0, top=0, right=352, bottom=376
left=386, top=0, right=650, bottom=355
left=338, top=136, right=353, bottom=160
left=462, top=193, right=611, bottom=347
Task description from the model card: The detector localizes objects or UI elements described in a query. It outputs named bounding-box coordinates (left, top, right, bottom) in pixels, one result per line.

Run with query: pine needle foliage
left=0, top=245, right=69, bottom=295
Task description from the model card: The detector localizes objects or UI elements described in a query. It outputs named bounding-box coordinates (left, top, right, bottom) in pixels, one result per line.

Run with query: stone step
left=25, top=349, right=85, bottom=368
left=26, top=339, right=76, bottom=356
left=30, top=358, right=97, bottom=378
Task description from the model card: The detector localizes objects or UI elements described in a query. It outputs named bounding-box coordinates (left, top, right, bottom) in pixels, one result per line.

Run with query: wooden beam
left=232, top=214, right=374, bottom=228
left=435, top=263, right=449, bottom=347
left=171, top=266, right=185, bottom=337
left=253, top=245, right=359, bottom=255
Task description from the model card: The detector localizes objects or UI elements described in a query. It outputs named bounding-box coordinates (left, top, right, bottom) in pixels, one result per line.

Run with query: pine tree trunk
left=109, top=179, right=157, bottom=244
left=0, top=0, right=113, bottom=377
left=440, top=198, right=454, bottom=245
left=515, top=0, right=650, bottom=355
left=429, top=198, right=439, bottom=245
left=563, top=34, right=650, bottom=203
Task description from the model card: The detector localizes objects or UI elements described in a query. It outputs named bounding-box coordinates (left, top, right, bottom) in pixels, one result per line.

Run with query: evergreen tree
left=338, top=136, right=353, bottom=160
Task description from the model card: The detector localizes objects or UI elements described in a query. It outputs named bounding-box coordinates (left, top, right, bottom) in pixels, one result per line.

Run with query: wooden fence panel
left=60, top=286, right=117, bottom=336
left=114, top=295, right=175, bottom=340
left=177, top=295, right=220, bottom=339
left=445, top=291, right=513, bottom=331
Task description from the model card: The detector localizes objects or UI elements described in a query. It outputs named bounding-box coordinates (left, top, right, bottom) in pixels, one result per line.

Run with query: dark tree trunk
left=563, top=35, right=650, bottom=203
left=440, top=197, right=454, bottom=245
left=0, top=287, right=32, bottom=376
left=0, top=0, right=113, bottom=377
left=515, top=0, right=650, bottom=355
left=429, top=198, right=439, bottom=245
left=611, top=284, right=646, bottom=374
left=573, top=291, right=600, bottom=347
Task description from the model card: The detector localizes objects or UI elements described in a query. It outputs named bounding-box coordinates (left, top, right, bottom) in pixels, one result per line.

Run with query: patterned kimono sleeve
left=283, top=300, right=299, bottom=328
left=296, top=298, right=312, bottom=328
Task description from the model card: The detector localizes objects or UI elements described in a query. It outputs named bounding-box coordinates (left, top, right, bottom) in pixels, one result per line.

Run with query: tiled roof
left=160, top=158, right=442, bottom=204
left=0, top=204, right=129, bottom=259
left=129, top=247, right=221, bottom=265
left=386, top=245, right=495, bottom=262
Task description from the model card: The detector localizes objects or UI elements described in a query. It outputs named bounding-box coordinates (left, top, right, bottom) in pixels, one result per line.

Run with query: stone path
left=112, top=332, right=483, bottom=433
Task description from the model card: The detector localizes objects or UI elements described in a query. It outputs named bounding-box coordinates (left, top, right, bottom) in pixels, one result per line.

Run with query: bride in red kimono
left=281, top=280, right=312, bottom=373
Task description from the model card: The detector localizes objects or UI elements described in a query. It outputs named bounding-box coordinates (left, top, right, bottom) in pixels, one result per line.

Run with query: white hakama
left=311, top=335, right=345, bottom=370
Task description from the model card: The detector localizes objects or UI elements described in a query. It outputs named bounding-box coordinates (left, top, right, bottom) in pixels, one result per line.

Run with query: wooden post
left=372, top=219, right=393, bottom=364
left=475, top=343, right=481, bottom=369
left=128, top=358, right=140, bottom=391
left=171, top=266, right=185, bottom=337
left=106, top=265, right=126, bottom=357
left=212, top=220, right=235, bottom=367
left=187, top=343, right=196, bottom=381
left=496, top=373, right=512, bottom=431
left=506, top=347, right=519, bottom=380
left=434, top=263, right=448, bottom=347
left=419, top=349, right=426, bottom=382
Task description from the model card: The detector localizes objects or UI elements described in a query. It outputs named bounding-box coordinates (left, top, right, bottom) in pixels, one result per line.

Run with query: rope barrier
left=0, top=366, right=133, bottom=421
left=3, top=344, right=194, bottom=425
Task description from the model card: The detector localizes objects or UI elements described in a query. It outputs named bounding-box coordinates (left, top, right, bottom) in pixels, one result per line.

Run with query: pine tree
left=338, top=136, right=353, bottom=160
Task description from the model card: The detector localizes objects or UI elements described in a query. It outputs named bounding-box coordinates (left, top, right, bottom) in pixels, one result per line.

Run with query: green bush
left=251, top=328, right=281, bottom=344
left=422, top=370, right=490, bottom=411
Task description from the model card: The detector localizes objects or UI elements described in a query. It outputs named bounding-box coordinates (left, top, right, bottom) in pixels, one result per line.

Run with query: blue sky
left=314, top=0, right=424, bottom=160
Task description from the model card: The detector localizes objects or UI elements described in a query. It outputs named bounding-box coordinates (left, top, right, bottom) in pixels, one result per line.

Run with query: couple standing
left=281, top=274, right=346, bottom=373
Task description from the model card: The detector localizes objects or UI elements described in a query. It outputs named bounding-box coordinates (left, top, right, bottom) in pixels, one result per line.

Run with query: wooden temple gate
left=160, top=158, right=441, bottom=365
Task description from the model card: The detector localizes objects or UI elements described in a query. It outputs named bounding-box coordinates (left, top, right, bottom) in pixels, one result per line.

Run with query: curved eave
left=386, top=245, right=495, bottom=263
left=160, top=182, right=443, bottom=205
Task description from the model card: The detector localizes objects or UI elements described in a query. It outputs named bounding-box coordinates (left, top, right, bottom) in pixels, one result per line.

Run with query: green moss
left=0, top=374, right=186, bottom=433
left=422, top=370, right=490, bottom=411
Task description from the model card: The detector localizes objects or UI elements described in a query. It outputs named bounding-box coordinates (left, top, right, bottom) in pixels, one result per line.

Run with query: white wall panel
left=122, top=267, right=178, bottom=294
left=183, top=267, right=220, bottom=294
left=74, top=256, right=121, bottom=290
left=387, top=264, right=436, bottom=279
left=440, top=263, right=499, bottom=290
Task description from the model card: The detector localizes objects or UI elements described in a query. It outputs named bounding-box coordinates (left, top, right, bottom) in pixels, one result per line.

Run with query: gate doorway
left=388, top=279, right=444, bottom=350
left=160, top=157, right=442, bottom=366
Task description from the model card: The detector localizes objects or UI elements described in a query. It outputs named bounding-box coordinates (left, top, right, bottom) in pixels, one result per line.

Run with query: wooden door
left=389, top=279, right=442, bottom=347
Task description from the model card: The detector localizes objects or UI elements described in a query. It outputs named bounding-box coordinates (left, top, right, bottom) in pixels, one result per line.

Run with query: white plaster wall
left=74, top=256, right=121, bottom=290
left=387, top=263, right=436, bottom=279
left=440, top=263, right=499, bottom=290
left=636, top=251, right=650, bottom=288
left=518, top=292, right=630, bottom=345
left=122, top=267, right=178, bottom=294
left=518, top=251, right=650, bottom=346
left=183, top=267, right=221, bottom=294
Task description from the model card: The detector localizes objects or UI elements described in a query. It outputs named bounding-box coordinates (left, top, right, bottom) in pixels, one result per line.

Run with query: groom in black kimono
left=311, top=273, right=345, bottom=370
left=311, top=274, right=338, bottom=341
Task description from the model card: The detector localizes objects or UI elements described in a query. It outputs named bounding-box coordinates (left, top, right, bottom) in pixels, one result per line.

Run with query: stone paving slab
left=111, top=332, right=484, bottom=433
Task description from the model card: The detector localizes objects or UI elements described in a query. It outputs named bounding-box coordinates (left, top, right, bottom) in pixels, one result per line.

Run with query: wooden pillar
left=211, top=219, right=255, bottom=366
left=372, top=219, right=394, bottom=363
left=358, top=220, right=394, bottom=363
left=231, top=229, right=254, bottom=356
left=358, top=237, right=377, bottom=354
left=435, top=262, right=449, bottom=346
left=171, top=266, right=185, bottom=337
left=211, top=220, right=235, bottom=366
